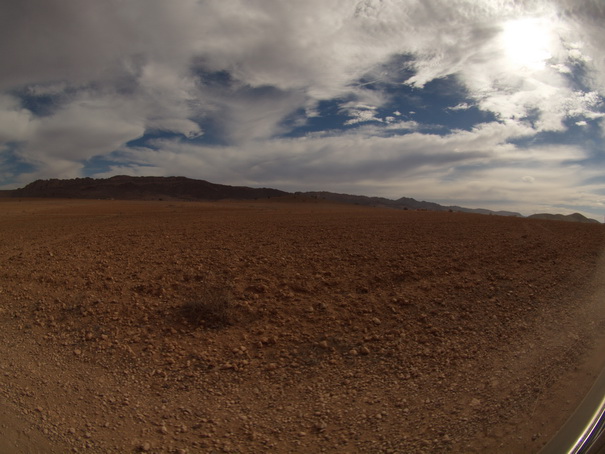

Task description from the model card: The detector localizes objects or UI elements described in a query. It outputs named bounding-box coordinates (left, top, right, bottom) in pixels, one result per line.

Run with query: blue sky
left=1, top=0, right=605, bottom=218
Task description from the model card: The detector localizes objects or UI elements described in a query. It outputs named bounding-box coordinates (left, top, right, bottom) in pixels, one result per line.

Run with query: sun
left=500, top=17, right=555, bottom=72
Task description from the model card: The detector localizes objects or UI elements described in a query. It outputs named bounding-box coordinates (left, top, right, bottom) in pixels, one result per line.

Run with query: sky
left=1, top=0, right=605, bottom=218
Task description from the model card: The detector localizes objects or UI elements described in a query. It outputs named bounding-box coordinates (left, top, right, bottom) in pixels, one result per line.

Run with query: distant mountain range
left=527, top=212, right=600, bottom=224
left=299, top=191, right=522, bottom=217
left=0, top=175, right=599, bottom=223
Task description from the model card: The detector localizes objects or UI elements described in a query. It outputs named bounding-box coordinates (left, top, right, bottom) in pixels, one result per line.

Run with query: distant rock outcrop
left=527, top=212, right=600, bottom=224
left=7, top=175, right=287, bottom=201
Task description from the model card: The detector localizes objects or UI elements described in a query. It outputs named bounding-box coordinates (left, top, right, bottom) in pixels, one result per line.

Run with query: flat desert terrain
left=1, top=198, right=605, bottom=453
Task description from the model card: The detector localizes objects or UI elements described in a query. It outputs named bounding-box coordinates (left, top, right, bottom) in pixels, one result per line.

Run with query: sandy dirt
left=1, top=198, right=605, bottom=453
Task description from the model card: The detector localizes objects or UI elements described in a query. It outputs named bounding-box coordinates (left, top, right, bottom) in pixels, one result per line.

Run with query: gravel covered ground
left=1, top=198, right=605, bottom=453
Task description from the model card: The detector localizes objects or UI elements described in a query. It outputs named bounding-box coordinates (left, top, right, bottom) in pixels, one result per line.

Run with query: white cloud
left=384, top=120, right=419, bottom=130
left=136, top=61, right=203, bottom=137
left=551, top=63, right=572, bottom=74
left=0, top=95, right=32, bottom=143
left=23, top=95, right=145, bottom=167
left=448, top=103, right=471, bottom=111
left=342, top=104, right=382, bottom=125
left=101, top=120, right=536, bottom=193
left=0, top=0, right=205, bottom=90
left=3, top=0, right=603, bottom=137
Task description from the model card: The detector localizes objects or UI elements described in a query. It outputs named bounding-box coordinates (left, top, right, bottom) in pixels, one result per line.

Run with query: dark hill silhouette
left=6, top=176, right=287, bottom=201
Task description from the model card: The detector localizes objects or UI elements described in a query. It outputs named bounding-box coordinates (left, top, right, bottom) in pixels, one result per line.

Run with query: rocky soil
left=1, top=198, right=605, bottom=453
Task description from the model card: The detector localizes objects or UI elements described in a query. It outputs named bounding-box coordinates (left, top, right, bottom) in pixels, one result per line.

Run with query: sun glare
left=500, top=17, right=554, bottom=71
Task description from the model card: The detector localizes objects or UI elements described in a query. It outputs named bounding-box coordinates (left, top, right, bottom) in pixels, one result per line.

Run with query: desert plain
left=1, top=197, right=605, bottom=453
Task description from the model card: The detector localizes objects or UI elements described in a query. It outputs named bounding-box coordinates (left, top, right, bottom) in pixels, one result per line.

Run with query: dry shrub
left=182, top=286, right=233, bottom=328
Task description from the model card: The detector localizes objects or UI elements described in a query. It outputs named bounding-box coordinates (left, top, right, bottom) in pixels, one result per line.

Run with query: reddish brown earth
left=1, top=198, right=605, bottom=453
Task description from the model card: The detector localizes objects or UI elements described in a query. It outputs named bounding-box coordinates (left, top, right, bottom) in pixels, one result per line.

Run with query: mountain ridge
left=302, top=191, right=521, bottom=217
left=1, top=175, right=598, bottom=222
left=527, top=212, right=600, bottom=224
left=1, top=175, right=287, bottom=201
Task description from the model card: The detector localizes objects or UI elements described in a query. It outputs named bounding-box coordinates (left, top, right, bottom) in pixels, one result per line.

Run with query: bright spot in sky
left=501, top=17, right=554, bottom=71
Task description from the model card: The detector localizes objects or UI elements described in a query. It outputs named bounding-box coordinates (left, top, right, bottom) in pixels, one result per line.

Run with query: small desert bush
left=182, top=286, right=233, bottom=328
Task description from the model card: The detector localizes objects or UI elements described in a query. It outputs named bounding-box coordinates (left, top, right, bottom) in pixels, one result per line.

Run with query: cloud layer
left=1, top=0, right=605, bottom=217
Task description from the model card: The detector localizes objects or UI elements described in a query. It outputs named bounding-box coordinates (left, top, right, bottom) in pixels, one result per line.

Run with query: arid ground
left=1, top=198, right=605, bottom=453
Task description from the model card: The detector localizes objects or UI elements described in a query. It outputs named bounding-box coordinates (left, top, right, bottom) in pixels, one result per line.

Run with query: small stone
left=266, top=363, right=278, bottom=371
left=470, top=398, right=481, bottom=407
left=314, top=422, right=328, bottom=432
left=159, top=424, right=169, bottom=435
left=73, top=348, right=82, bottom=356
left=360, top=346, right=370, bottom=355
left=372, top=317, right=382, bottom=325
left=318, top=340, right=329, bottom=349
left=139, top=442, right=151, bottom=452
left=349, top=349, right=358, bottom=356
